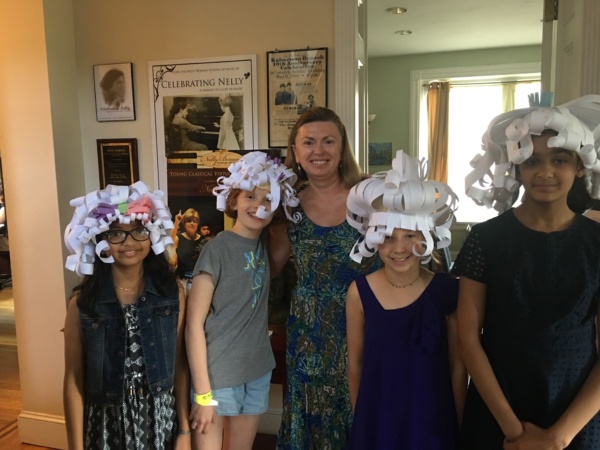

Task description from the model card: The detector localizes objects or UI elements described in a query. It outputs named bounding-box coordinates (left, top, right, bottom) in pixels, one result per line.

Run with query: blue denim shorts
left=197, top=371, right=272, bottom=416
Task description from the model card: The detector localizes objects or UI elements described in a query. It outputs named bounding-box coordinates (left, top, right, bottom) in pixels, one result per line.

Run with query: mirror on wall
left=366, top=0, right=544, bottom=166
left=0, top=157, right=10, bottom=288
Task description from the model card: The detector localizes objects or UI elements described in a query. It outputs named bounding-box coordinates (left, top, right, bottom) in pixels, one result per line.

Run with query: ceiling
left=367, top=0, right=545, bottom=57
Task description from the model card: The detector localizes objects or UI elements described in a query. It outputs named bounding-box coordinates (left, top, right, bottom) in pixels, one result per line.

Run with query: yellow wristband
left=194, top=391, right=218, bottom=406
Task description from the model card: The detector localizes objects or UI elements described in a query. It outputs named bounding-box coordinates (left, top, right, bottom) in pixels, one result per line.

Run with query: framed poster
left=267, top=47, right=328, bottom=148
left=149, top=55, right=258, bottom=192
left=93, top=63, right=136, bottom=121
left=167, top=149, right=280, bottom=237
left=96, top=138, right=139, bottom=188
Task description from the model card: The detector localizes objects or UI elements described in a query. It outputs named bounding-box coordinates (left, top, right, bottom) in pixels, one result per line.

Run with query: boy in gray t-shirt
left=186, top=152, right=299, bottom=448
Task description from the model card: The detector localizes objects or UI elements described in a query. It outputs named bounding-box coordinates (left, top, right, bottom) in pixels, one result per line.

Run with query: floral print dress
left=277, top=206, right=380, bottom=450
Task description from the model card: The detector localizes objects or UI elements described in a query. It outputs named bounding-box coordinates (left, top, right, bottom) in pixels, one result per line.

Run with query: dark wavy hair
left=72, top=250, right=177, bottom=317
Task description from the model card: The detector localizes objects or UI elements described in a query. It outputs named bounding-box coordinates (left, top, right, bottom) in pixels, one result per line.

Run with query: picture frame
left=93, top=62, right=136, bottom=122
left=166, top=149, right=280, bottom=237
left=368, top=142, right=393, bottom=166
left=96, top=138, right=139, bottom=188
left=148, top=55, right=259, bottom=192
left=266, top=47, right=328, bottom=148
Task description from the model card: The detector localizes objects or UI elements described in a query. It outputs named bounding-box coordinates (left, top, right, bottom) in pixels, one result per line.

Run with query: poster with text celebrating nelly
left=149, top=55, right=258, bottom=193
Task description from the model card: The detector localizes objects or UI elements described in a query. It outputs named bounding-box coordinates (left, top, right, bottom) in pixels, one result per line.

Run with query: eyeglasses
left=103, top=228, right=150, bottom=244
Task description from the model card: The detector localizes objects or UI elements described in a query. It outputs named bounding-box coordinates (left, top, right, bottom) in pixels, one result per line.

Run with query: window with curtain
left=422, top=80, right=540, bottom=223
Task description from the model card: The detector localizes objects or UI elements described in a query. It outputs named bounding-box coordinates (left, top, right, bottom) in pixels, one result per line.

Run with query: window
left=411, top=63, right=541, bottom=224
left=446, top=81, right=540, bottom=223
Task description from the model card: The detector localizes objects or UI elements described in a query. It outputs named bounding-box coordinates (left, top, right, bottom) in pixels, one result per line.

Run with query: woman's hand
left=503, top=422, right=567, bottom=450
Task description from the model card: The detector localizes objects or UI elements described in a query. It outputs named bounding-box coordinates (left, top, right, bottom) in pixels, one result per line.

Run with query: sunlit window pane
left=447, top=86, right=502, bottom=223
left=445, top=81, right=541, bottom=223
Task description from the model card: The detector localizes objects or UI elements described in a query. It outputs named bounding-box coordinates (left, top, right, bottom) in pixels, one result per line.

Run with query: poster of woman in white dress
left=215, top=94, right=241, bottom=150
left=149, top=55, right=257, bottom=191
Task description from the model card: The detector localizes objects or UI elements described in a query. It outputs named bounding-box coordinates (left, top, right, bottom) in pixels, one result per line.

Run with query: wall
left=72, top=0, right=336, bottom=193
left=368, top=45, right=542, bottom=154
left=0, top=0, right=337, bottom=447
left=0, top=1, right=74, bottom=447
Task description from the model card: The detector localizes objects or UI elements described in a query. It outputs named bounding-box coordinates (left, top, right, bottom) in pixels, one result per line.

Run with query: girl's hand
left=174, top=432, right=191, bottom=450
left=189, top=403, right=216, bottom=435
left=503, top=422, right=566, bottom=450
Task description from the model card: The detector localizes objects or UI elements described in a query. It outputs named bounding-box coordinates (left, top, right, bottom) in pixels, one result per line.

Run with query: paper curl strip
left=213, top=151, right=300, bottom=222
left=346, top=150, right=458, bottom=263
left=465, top=94, right=600, bottom=213
left=64, top=181, right=175, bottom=276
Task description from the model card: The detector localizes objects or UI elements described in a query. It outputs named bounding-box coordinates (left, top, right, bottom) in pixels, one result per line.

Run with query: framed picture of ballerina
left=93, top=62, right=136, bottom=122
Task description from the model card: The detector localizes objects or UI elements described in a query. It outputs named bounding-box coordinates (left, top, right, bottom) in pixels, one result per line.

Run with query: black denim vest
left=79, top=276, right=179, bottom=406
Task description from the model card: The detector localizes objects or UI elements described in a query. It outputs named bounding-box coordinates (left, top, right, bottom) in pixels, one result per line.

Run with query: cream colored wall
left=0, top=0, right=336, bottom=447
left=0, top=1, right=70, bottom=447
left=368, top=45, right=542, bottom=154
left=72, top=0, right=335, bottom=192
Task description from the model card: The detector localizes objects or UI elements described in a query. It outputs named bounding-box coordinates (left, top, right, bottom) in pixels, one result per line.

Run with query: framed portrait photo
left=93, top=62, right=136, bottom=122
left=267, top=47, right=328, bottom=148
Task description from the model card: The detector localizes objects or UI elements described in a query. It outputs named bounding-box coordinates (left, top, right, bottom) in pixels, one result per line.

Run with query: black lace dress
left=452, top=210, right=600, bottom=449
left=84, top=304, right=177, bottom=450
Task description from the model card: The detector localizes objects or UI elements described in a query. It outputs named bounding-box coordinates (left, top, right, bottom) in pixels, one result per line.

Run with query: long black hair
left=73, top=250, right=177, bottom=317
left=567, top=176, right=593, bottom=214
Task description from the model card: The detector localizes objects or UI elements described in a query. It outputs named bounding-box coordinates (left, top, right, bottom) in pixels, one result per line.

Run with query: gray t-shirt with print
left=192, top=230, right=275, bottom=389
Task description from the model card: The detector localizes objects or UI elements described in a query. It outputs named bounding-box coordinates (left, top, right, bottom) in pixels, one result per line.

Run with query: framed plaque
left=97, top=138, right=139, bottom=188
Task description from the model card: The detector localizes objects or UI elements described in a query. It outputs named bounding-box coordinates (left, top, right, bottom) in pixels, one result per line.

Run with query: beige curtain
left=502, top=82, right=517, bottom=112
left=427, top=81, right=450, bottom=183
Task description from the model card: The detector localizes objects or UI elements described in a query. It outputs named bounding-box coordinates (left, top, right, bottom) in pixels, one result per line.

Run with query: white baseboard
left=18, top=410, right=67, bottom=449
left=15, top=385, right=284, bottom=446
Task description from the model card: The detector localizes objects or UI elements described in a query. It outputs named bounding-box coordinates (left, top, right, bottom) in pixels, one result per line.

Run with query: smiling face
left=231, top=187, right=274, bottom=239
left=105, top=221, right=151, bottom=269
left=517, top=132, right=584, bottom=206
left=292, top=121, right=343, bottom=182
left=378, top=228, right=425, bottom=273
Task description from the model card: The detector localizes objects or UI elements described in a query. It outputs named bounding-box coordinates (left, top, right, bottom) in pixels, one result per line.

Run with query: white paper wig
left=213, top=151, right=300, bottom=222
left=64, top=181, right=175, bottom=276
left=465, top=94, right=600, bottom=213
left=347, top=150, right=458, bottom=263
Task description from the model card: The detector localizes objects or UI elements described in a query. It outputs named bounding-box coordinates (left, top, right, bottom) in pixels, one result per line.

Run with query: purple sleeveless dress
left=348, top=273, right=459, bottom=450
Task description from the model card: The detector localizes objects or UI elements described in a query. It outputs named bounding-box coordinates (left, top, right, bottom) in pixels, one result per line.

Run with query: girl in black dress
left=453, top=95, right=600, bottom=449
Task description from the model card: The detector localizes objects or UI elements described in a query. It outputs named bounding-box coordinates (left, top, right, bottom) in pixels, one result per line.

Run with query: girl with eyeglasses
left=62, top=181, right=191, bottom=450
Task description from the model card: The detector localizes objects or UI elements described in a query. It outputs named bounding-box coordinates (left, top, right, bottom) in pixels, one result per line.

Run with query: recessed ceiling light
left=386, top=7, right=407, bottom=14
left=394, top=30, right=412, bottom=36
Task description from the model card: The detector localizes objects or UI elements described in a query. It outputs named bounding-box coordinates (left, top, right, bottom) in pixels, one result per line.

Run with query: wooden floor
left=0, top=286, right=276, bottom=450
left=0, top=286, right=53, bottom=449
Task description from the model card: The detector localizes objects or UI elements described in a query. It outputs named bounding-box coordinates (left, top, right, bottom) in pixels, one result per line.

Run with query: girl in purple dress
left=345, top=151, right=467, bottom=450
